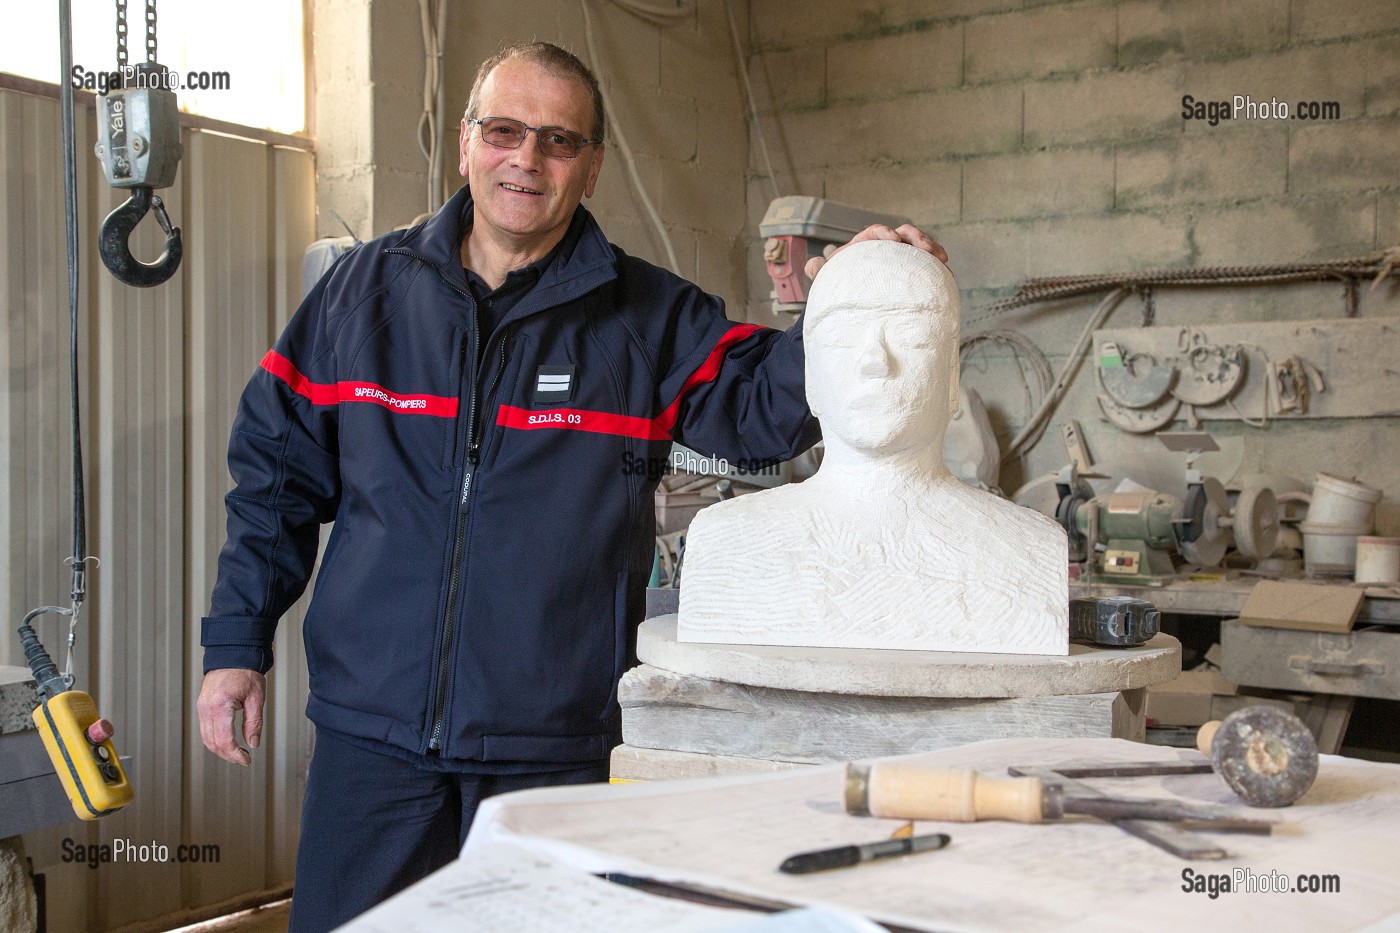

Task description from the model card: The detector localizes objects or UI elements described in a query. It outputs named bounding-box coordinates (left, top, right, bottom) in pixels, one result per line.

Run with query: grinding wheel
left=1177, top=477, right=1230, bottom=567
left=1199, top=706, right=1319, bottom=808
left=1231, top=486, right=1279, bottom=561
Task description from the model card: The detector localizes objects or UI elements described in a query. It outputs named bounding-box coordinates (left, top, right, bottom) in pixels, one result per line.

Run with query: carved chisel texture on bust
left=678, top=241, right=1068, bottom=656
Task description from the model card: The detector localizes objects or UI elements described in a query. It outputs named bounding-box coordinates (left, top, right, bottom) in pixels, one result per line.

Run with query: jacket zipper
left=428, top=274, right=516, bottom=751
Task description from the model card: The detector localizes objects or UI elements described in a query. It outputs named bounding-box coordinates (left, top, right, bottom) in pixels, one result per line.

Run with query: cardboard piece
left=1238, top=580, right=1363, bottom=633
left=1146, top=665, right=1237, bottom=727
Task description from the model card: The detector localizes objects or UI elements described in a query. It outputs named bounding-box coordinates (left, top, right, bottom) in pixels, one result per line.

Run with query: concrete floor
left=172, top=899, right=290, bottom=933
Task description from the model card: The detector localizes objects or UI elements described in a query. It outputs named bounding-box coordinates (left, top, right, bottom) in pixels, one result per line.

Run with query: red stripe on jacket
left=496, top=323, right=768, bottom=440
left=260, top=350, right=460, bottom=418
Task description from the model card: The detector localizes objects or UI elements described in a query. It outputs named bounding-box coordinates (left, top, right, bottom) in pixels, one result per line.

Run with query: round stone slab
left=638, top=615, right=1181, bottom=698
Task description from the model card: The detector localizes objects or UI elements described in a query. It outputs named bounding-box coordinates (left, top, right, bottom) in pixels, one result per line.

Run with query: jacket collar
left=390, top=185, right=619, bottom=313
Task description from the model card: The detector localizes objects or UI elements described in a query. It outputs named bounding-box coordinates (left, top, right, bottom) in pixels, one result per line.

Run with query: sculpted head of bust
left=803, top=240, right=961, bottom=463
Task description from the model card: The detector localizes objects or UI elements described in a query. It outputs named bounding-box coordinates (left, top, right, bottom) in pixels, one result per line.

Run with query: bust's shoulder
left=930, top=482, right=1067, bottom=545
left=687, top=485, right=809, bottom=539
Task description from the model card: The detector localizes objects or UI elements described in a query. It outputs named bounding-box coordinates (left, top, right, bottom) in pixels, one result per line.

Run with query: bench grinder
left=1056, top=466, right=1278, bottom=583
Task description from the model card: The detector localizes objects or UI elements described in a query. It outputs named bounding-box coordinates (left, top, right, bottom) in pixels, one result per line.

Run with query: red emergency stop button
left=87, top=719, right=114, bottom=745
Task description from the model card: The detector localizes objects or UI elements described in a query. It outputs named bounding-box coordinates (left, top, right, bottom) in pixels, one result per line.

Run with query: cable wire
left=580, top=0, right=682, bottom=273
left=724, top=0, right=779, bottom=201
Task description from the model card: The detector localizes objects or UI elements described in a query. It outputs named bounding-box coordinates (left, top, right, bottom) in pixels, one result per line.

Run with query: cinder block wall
left=748, top=0, right=1400, bottom=532
left=313, top=0, right=752, bottom=306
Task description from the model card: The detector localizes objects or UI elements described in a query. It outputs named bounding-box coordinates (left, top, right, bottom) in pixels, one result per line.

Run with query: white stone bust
left=677, top=240, right=1068, bottom=656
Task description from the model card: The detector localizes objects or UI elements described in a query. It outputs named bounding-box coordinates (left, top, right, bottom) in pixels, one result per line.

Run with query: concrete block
left=1024, top=64, right=1186, bottom=147
left=963, top=146, right=1114, bottom=222
left=751, top=0, right=882, bottom=50
left=695, top=98, right=750, bottom=181
left=662, top=160, right=747, bottom=240
left=618, top=92, right=698, bottom=163
left=1379, top=192, right=1399, bottom=250
left=749, top=46, right=827, bottom=113
left=1291, top=0, right=1400, bottom=41
left=0, top=838, right=36, bottom=933
left=1183, top=47, right=1367, bottom=136
left=965, top=5, right=1117, bottom=85
left=460, top=2, right=561, bottom=50
left=557, top=1, right=662, bottom=91
left=661, top=18, right=741, bottom=109
left=1290, top=117, right=1400, bottom=194
left=1116, top=129, right=1287, bottom=210
left=372, top=168, right=431, bottom=234
left=1188, top=195, right=1377, bottom=266
left=590, top=151, right=663, bottom=228
left=1022, top=209, right=1192, bottom=279
left=826, top=24, right=962, bottom=102
left=882, top=0, right=1021, bottom=23
left=695, top=231, right=749, bottom=312
left=823, top=158, right=962, bottom=227
left=925, top=217, right=1030, bottom=291
left=1118, top=0, right=1288, bottom=67
left=782, top=83, right=1022, bottom=169
left=1364, top=36, right=1400, bottom=117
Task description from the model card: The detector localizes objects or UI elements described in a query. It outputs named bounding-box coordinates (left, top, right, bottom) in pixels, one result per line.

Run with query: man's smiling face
left=459, top=56, right=605, bottom=253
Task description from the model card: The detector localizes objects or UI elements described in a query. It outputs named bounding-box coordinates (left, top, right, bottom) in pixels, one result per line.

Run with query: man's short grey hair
left=465, top=41, right=606, bottom=142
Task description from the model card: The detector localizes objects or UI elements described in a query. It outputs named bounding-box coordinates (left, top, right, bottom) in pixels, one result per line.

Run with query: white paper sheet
left=335, top=840, right=885, bottom=932
left=466, top=737, right=1400, bottom=932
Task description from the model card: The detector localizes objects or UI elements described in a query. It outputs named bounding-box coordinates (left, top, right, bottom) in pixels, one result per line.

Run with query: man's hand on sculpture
left=197, top=668, right=266, bottom=766
left=805, top=223, right=949, bottom=281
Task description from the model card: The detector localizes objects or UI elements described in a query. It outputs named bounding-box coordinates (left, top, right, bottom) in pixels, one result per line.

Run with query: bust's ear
left=948, top=361, right=960, bottom=415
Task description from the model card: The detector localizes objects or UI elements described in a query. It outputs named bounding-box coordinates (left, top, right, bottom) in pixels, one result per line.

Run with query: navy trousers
left=288, top=728, right=609, bottom=932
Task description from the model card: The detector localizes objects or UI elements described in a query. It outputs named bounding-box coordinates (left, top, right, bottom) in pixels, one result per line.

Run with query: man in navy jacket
left=196, top=41, right=945, bottom=930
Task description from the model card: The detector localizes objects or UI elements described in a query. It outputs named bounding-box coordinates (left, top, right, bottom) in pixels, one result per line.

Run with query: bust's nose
left=857, top=331, right=893, bottom=378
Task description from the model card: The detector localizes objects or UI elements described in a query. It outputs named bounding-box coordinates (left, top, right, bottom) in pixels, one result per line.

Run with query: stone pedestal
left=612, top=616, right=1181, bottom=781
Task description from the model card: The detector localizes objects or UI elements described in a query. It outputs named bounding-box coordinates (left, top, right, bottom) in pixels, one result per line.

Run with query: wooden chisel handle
left=846, top=763, right=1046, bottom=823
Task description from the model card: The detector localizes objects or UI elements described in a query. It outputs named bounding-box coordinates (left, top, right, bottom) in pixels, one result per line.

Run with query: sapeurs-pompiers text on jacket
left=201, top=185, right=820, bottom=765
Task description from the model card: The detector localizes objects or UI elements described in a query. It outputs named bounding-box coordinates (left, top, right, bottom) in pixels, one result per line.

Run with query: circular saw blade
left=1099, top=352, right=1176, bottom=409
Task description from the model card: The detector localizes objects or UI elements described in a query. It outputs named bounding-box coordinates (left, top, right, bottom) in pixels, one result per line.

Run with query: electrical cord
left=960, top=329, right=1054, bottom=458
left=724, top=0, right=780, bottom=201
left=1001, top=288, right=1129, bottom=463
left=26, top=0, right=94, bottom=690
left=417, top=0, right=448, bottom=213
left=580, top=0, right=682, bottom=273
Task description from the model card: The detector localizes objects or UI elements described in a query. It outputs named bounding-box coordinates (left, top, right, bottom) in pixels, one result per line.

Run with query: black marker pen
left=779, top=832, right=952, bottom=874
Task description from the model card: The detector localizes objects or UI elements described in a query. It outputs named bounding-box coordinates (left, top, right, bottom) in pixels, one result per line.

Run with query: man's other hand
left=197, top=668, right=266, bottom=766
left=804, top=224, right=949, bottom=281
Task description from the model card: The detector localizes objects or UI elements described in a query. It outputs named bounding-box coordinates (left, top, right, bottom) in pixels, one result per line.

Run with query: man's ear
left=583, top=145, right=605, bottom=198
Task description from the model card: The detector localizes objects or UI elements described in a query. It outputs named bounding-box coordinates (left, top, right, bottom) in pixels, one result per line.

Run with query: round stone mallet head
left=1196, top=706, right=1319, bottom=808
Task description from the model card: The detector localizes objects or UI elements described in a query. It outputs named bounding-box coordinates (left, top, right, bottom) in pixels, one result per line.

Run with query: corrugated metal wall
left=1, top=87, right=315, bottom=932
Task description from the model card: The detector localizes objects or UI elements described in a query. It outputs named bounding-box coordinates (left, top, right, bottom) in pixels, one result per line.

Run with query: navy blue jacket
left=202, top=186, right=819, bottom=763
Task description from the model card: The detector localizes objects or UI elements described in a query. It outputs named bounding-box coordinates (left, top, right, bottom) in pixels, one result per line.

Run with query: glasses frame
left=468, top=116, right=601, bottom=160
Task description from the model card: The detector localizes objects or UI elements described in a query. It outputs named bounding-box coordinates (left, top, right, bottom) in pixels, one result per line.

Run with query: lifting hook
left=98, top=186, right=183, bottom=288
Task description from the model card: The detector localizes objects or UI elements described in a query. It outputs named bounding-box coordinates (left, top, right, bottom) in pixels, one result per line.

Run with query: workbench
left=1068, top=577, right=1400, bottom=626
left=451, top=736, right=1400, bottom=932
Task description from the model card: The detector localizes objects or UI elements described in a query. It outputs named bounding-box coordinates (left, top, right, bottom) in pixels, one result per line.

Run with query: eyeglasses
left=469, top=116, right=599, bottom=160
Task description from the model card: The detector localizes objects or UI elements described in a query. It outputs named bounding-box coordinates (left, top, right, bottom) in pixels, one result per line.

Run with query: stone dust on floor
left=165, top=898, right=290, bottom=933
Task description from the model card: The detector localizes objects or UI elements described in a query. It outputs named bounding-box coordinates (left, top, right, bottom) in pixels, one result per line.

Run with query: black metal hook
left=98, top=186, right=183, bottom=288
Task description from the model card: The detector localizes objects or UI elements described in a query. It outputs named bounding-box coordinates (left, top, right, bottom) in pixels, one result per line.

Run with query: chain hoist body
left=93, top=0, right=183, bottom=287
